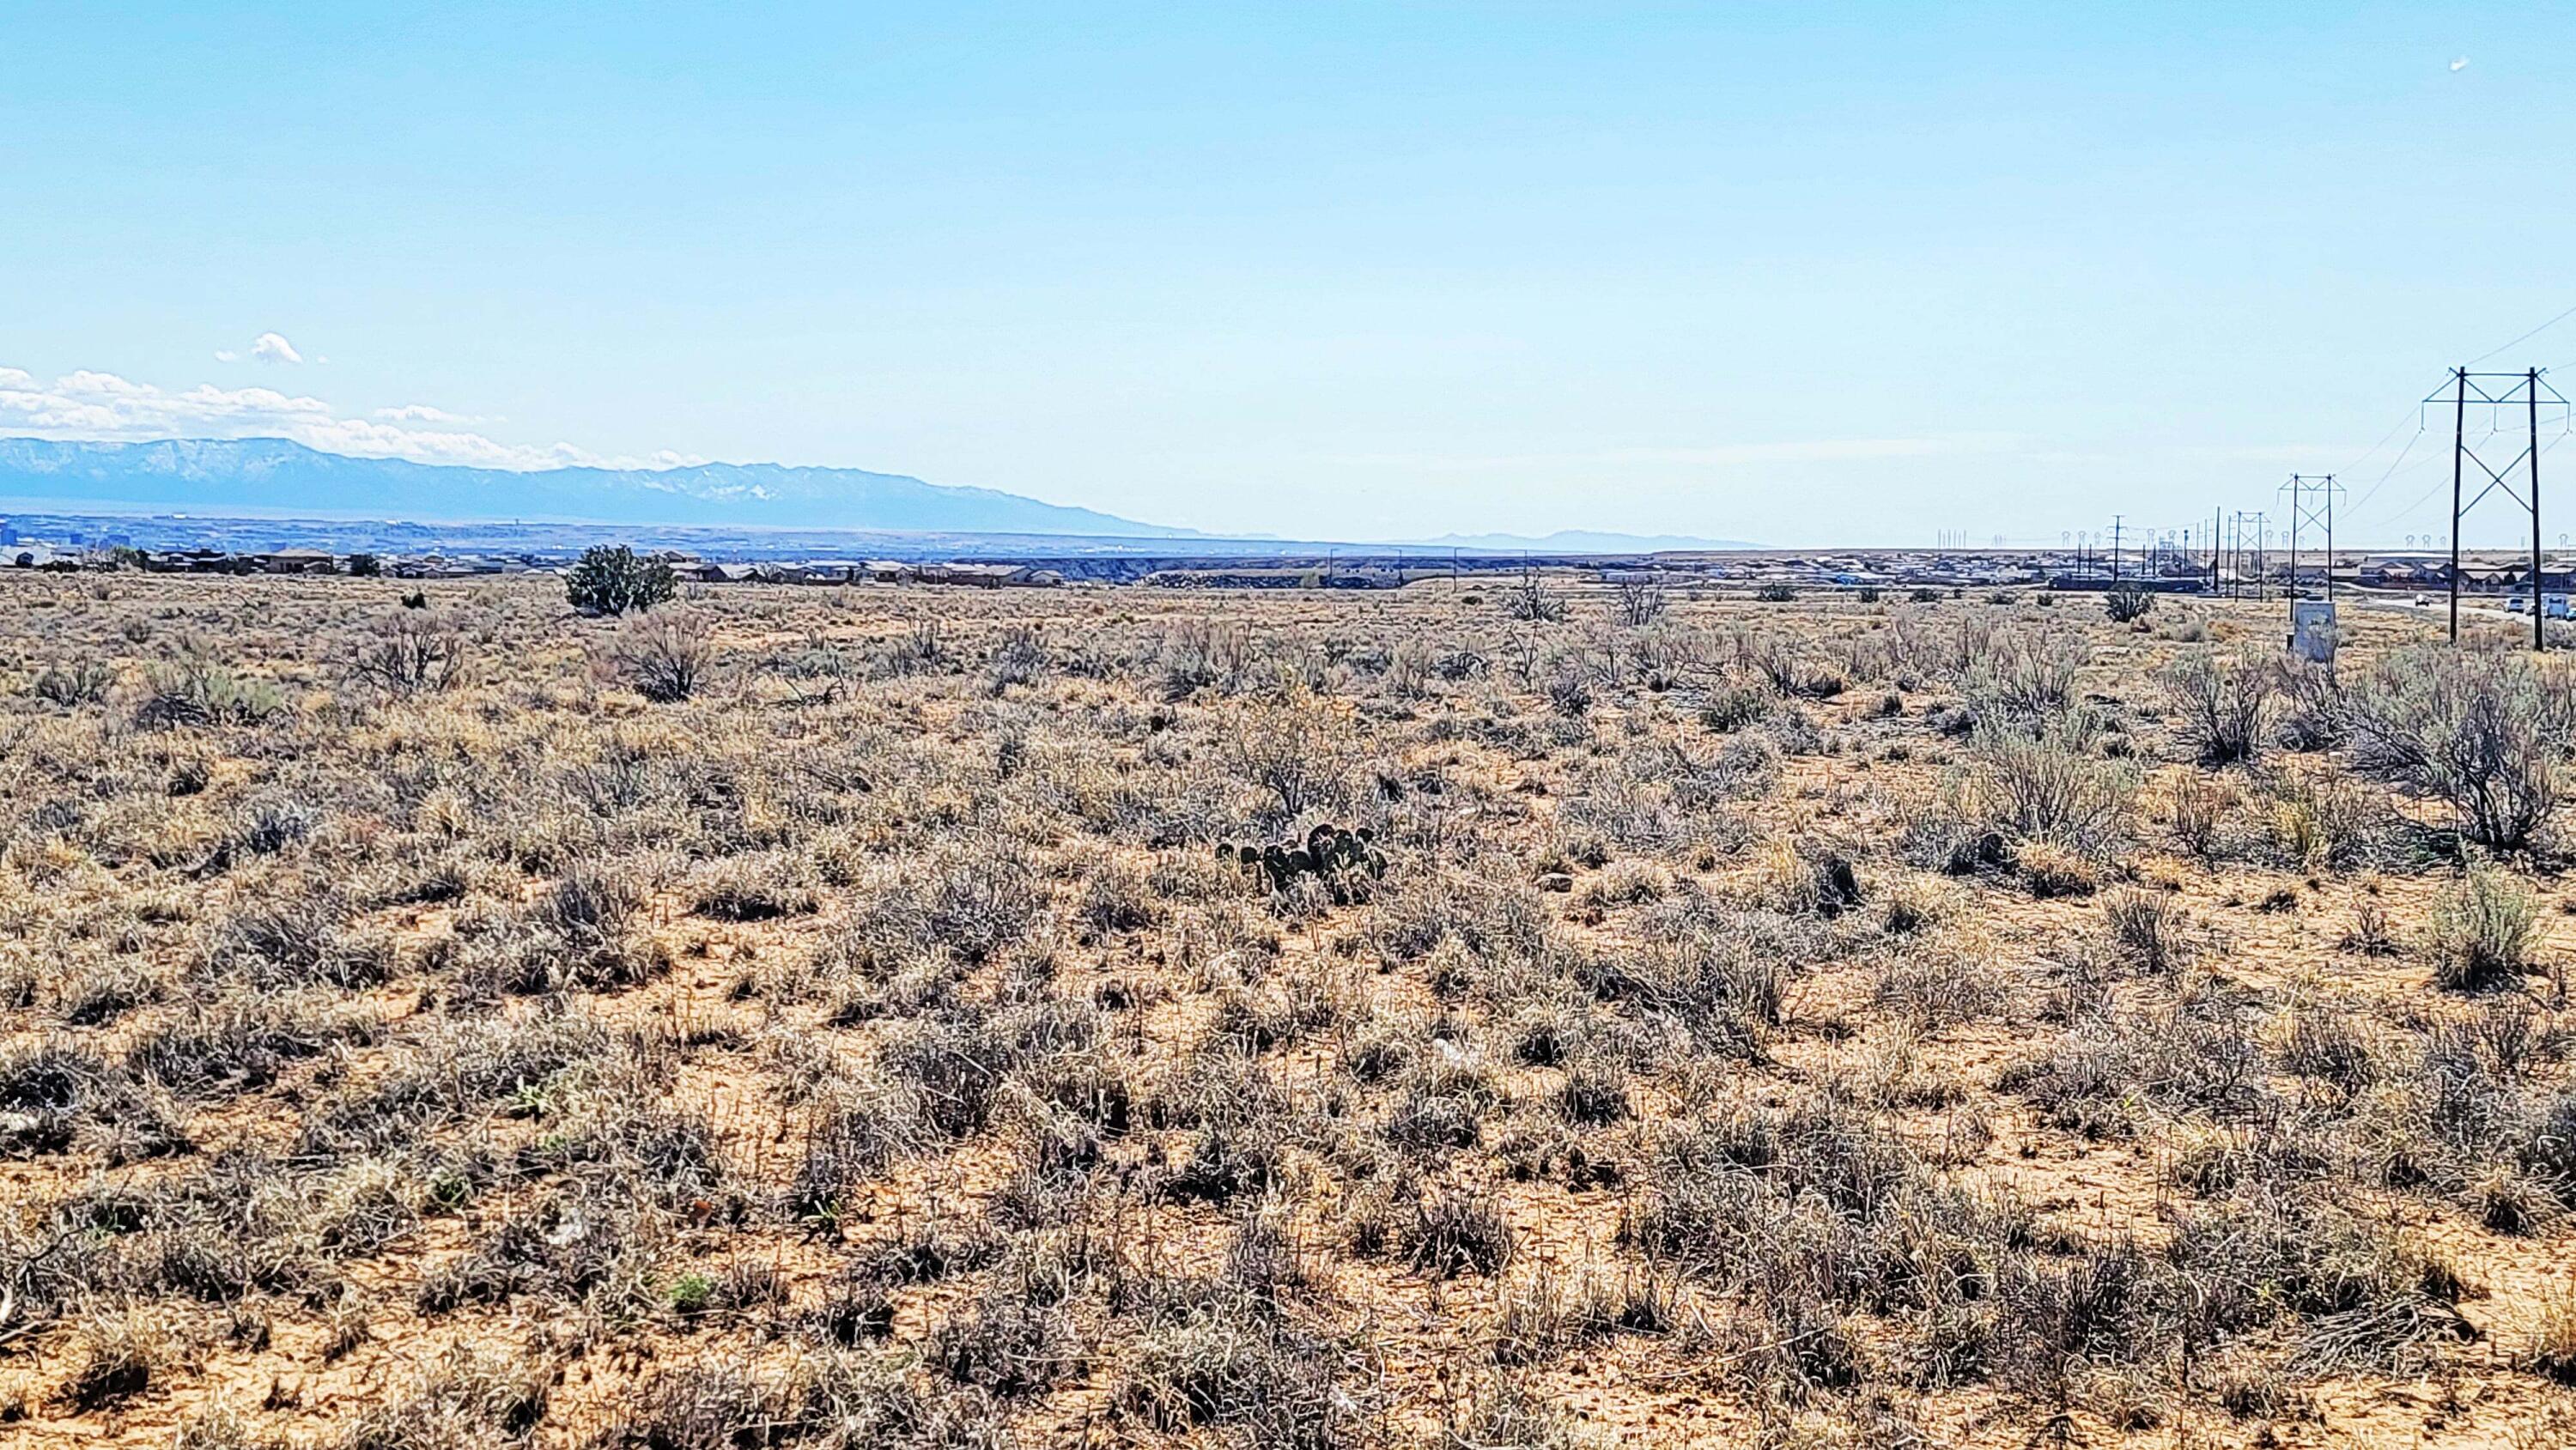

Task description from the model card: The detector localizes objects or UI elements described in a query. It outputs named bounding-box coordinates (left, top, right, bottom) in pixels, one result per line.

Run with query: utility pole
left=2534, top=367, right=2546, bottom=652
left=2110, top=516, right=2123, bottom=582
left=2450, top=367, right=2468, bottom=642
left=2253, top=513, right=2267, bottom=602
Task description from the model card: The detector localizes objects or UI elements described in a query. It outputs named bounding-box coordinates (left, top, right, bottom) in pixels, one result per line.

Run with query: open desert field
left=3, top=570, right=2574, bottom=1449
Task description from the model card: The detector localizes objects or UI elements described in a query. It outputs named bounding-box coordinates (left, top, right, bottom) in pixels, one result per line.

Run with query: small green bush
left=567, top=544, right=677, bottom=616
left=2104, top=583, right=2156, bottom=624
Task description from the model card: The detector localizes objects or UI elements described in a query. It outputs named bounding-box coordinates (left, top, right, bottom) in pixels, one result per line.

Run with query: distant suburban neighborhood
left=5, top=508, right=2568, bottom=600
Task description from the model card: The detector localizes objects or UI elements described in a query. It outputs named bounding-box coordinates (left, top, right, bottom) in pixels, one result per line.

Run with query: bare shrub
left=2102, top=887, right=2194, bottom=974
left=1613, top=575, right=1669, bottom=627
left=884, top=617, right=948, bottom=676
left=1504, top=568, right=1566, bottom=622
left=2276, top=661, right=2348, bottom=751
left=55, top=1311, right=167, bottom=1411
left=135, top=646, right=284, bottom=728
left=32, top=657, right=113, bottom=707
left=2338, top=897, right=2397, bottom=956
left=2165, top=773, right=2233, bottom=858
left=844, top=834, right=1042, bottom=968
left=1117, top=1278, right=1366, bottom=1447
left=1960, top=626, right=2087, bottom=725
left=1970, top=720, right=2135, bottom=857
left=1230, top=685, right=1357, bottom=823
left=352, top=610, right=470, bottom=695
left=2005, top=991, right=2267, bottom=1137
left=2426, top=868, right=2537, bottom=992
left=987, top=623, right=1049, bottom=689
left=2161, top=647, right=2277, bottom=766
left=611, top=609, right=714, bottom=702
left=2343, top=646, right=2567, bottom=851
left=1403, top=1185, right=1516, bottom=1278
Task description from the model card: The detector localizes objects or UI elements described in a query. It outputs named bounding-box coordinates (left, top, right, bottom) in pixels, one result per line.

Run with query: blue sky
left=5, top=3, right=2573, bottom=546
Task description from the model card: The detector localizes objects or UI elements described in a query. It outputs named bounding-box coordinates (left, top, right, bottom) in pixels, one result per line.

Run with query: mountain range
left=0, top=437, right=1194, bottom=537
left=0, top=436, right=1759, bottom=552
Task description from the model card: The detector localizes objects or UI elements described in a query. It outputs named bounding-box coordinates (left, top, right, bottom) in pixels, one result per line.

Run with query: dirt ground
left=2, top=568, right=2573, bottom=1449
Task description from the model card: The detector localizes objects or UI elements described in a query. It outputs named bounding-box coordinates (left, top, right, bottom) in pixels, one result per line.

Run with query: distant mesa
left=0, top=436, right=1198, bottom=538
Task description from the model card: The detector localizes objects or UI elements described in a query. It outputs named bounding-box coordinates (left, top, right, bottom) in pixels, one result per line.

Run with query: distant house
left=799, top=560, right=868, bottom=584
left=915, top=562, right=1062, bottom=588
left=253, top=548, right=337, bottom=575
left=390, top=554, right=508, bottom=579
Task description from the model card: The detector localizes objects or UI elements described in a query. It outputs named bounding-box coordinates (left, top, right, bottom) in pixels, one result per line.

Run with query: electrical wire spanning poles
left=2430, top=367, right=2568, bottom=646
left=2276, top=475, right=2343, bottom=601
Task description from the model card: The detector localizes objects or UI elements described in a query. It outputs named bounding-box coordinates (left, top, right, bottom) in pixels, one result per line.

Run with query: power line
left=2469, top=300, right=2576, bottom=367
left=2341, top=403, right=2426, bottom=477
left=2343, top=423, right=2428, bottom=519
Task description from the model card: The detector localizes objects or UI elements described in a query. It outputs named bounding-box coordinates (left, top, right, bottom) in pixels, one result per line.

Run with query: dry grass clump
left=1, top=572, right=2567, bottom=1446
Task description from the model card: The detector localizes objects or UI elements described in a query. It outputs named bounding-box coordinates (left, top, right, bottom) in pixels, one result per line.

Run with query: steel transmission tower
left=2432, top=367, right=2567, bottom=646
left=2277, top=474, right=2344, bottom=600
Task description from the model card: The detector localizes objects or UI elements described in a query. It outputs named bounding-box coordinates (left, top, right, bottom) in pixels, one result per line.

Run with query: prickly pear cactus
left=1226, top=823, right=1387, bottom=901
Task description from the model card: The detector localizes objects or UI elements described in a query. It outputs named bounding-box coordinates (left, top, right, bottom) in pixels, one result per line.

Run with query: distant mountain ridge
left=0, top=437, right=1196, bottom=537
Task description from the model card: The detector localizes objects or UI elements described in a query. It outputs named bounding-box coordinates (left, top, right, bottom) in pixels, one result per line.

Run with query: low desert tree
left=566, top=544, right=677, bottom=616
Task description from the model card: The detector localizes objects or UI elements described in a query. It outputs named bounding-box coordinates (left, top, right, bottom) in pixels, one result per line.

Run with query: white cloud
left=0, top=364, right=697, bottom=472
left=213, top=349, right=240, bottom=363
left=248, top=331, right=304, bottom=364
left=374, top=403, right=481, bottom=423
